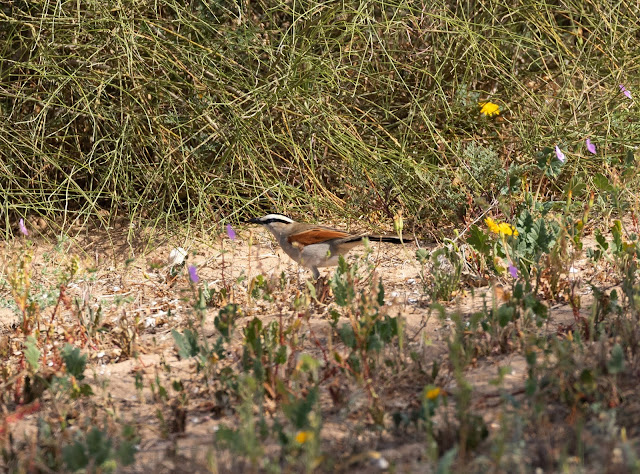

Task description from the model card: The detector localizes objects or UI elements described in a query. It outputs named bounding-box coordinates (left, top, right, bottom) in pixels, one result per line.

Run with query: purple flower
left=18, top=218, right=28, bottom=236
left=555, top=145, right=566, bottom=162
left=508, top=263, right=518, bottom=279
left=188, top=265, right=199, bottom=283
left=585, top=138, right=596, bottom=155
left=226, top=224, right=236, bottom=240
left=620, top=84, right=632, bottom=100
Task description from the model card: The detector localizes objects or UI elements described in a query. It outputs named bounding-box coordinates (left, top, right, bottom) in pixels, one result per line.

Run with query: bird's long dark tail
left=342, top=234, right=405, bottom=244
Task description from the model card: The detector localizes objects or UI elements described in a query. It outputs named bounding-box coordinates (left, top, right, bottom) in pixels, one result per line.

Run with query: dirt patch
left=0, top=225, right=629, bottom=472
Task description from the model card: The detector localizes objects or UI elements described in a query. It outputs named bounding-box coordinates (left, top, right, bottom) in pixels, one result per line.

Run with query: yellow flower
left=425, top=387, right=441, bottom=400
left=497, top=222, right=518, bottom=236
left=479, top=101, right=500, bottom=116
left=485, top=217, right=500, bottom=234
left=485, top=217, right=518, bottom=236
left=295, top=430, right=313, bottom=444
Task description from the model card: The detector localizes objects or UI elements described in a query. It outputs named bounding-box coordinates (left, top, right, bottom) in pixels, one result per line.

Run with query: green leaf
left=215, top=425, right=241, bottom=446
left=431, top=360, right=440, bottom=380
left=73, top=383, right=94, bottom=398
left=367, top=334, right=383, bottom=352
left=466, top=225, right=491, bottom=255
left=497, top=305, right=515, bottom=327
left=436, top=447, right=459, bottom=474
left=535, top=146, right=564, bottom=177
left=415, top=248, right=429, bottom=264
left=371, top=316, right=398, bottom=347
left=564, top=177, right=586, bottom=198
left=607, top=343, right=625, bottom=374
left=244, top=318, right=263, bottom=353
left=86, top=428, right=112, bottom=466
left=593, top=173, right=613, bottom=191
left=250, top=275, right=273, bottom=301
left=275, top=345, right=288, bottom=365
left=331, top=270, right=355, bottom=307
left=595, top=229, right=608, bottom=250
left=215, top=304, right=238, bottom=339
left=63, top=442, right=89, bottom=471
left=527, top=297, right=548, bottom=323
left=337, top=255, right=349, bottom=274
left=513, top=282, right=523, bottom=299
left=522, top=217, right=557, bottom=255
left=61, top=344, right=87, bottom=380
left=282, top=387, right=319, bottom=430
left=546, top=154, right=564, bottom=177
left=611, top=220, right=624, bottom=255
left=516, top=209, right=534, bottom=237
left=25, top=336, right=40, bottom=371
left=525, top=350, right=537, bottom=366
left=338, top=323, right=356, bottom=349
left=172, top=329, right=200, bottom=359
left=535, top=147, right=553, bottom=169
left=377, top=278, right=385, bottom=307
left=296, top=354, right=321, bottom=377
left=579, top=369, right=594, bottom=386
left=525, top=377, right=537, bottom=396
left=347, top=353, right=361, bottom=374
left=116, top=440, right=137, bottom=466
left=116, top=425, right=138, bottom=466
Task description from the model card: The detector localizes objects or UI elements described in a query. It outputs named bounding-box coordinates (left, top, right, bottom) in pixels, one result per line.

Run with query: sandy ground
left=0, top=224, right=608, bottom=472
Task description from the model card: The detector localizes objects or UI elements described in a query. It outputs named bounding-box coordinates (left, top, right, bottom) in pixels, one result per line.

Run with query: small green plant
left=422, top=385, right=445, bottom=460
left=328, top=256, right=404, bottom=423
left=416, top=243, right=463, bottom=301
left=434, top=304, right=488, bottom=461
left=1, top=233, right=97, bottom=407
left=56, top=344, right=94, bottom=399
left=62, top=424, right=138, bottom=472
left=431, top=244, right=463, bottom=301
left=277, top=379, right=323, bottom=472
left=215, top=375, right=268, bottom=470
left=172, top=303, right=239, bottom=385
left=457, top=141, right=506, bottom=201
left=466, top=202, right=588, bottom=307
left=241, top=317, right=291, bottom=388
left=249, top=274, right=274, bottom=302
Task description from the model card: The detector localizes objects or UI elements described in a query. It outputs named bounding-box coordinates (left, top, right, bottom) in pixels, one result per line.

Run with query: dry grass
left=2, top=0, right=640, bottom=236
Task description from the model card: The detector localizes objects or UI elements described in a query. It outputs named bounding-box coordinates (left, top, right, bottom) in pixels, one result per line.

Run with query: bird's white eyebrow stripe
left=260, top=214, right=294, bottom=224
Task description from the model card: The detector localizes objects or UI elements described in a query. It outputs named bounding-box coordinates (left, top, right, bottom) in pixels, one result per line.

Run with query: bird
left=246, top=214, right=405, bottom=279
